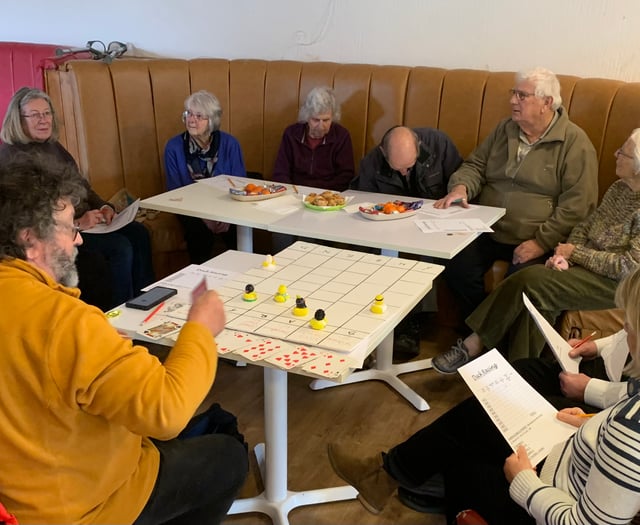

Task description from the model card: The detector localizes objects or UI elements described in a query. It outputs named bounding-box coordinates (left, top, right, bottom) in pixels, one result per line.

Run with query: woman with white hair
left=164, top=90, right=246, bottom=263
left=272, top=86, right=354, bottom=191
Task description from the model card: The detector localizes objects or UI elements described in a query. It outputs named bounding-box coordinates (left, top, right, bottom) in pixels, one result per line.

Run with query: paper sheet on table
left=522, top=292, right=580, bottom=373
left=418, top=204, right=475, bottom=217
left=414, top=218, right=493, bottom=233
left=458, top=349, right=577, bottom=466
left=254, top=194, right=301, bottom=215
left=198, top=175, right=252, bottom=190
left=146, top=264, right=237, bottom=292
left=82, top=199, right=140, bottom=234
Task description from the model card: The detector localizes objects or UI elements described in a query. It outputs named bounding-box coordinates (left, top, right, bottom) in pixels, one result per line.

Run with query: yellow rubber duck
left=242, top=284, right=257, bottom=302
left=262, top=254, right=276, bottom=269
left=274, top=284, right=290, bottom=303
left=309, top=309, right=327, bottom=330
left=292, top=296, right=308, bottom=316
left=370, top=294, right=387, bottom=314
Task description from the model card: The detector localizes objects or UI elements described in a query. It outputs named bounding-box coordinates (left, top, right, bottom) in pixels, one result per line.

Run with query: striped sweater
left=510, top=394, right=640, bottom=524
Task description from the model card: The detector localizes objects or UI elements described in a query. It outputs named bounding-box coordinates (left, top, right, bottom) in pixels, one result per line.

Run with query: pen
left=578, top=413, right=597, bottom=418
left=292, top=184, right=299, bottom=194
left=571, top=330, right=597, bottom=350
left=142, top=302, right=165, bottom=324
left=227, top=177, right=236, bottom=188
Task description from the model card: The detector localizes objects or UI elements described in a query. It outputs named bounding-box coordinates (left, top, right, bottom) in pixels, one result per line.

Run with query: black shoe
left=397, top=486, right=445, bottom=514
left=393, top=314, right=422, bottom=359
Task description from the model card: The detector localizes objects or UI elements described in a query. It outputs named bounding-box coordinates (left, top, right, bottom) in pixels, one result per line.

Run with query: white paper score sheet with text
left=458, top=349, right=577, bottom=465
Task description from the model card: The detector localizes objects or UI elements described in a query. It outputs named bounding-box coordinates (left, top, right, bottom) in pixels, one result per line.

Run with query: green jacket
left=448, top=108, right=598, bottom=250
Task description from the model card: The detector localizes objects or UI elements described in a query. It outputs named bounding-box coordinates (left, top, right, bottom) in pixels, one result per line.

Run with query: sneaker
left=431, top=339, right=470, bottom=374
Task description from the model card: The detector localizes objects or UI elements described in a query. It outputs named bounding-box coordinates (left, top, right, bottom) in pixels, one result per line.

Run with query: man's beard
left=51, top=246, right=79, bottom=287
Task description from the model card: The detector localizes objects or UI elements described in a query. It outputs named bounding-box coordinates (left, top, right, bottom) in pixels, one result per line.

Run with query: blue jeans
left=81, top=221, right=154, bottom=308
left=133, top=434, right=248, bottom=525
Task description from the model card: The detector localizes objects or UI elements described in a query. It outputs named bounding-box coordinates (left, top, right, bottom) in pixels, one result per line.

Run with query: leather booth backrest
left=46, top=59, right=640, bottom=203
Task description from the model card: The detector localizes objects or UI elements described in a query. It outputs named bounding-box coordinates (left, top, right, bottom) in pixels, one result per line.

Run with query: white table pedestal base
left=309, top=334, right=433, bottom=411
left=227, top=367, right=357, bottom=525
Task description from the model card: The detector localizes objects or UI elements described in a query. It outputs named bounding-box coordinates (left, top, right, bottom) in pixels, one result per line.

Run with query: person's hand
left=513, top=239, right=544, bottom=265
left=554, top=242, right=575, bottom=260
left=504, top=445, right=535, bottom=483
left=187, top=290, right=226, bottom=337
left=567, top=338, right=598, bottom=359
left=433, top=185, right=469, bottom=209
left=557, top=407, right=591, bottom=428
left=76, top=209, right=107, bottom=230
left=559, top=371, right=590, bottom=401
left=545, top=254, right=569, bottom=271
left=99, top=205, right=116, bottom=225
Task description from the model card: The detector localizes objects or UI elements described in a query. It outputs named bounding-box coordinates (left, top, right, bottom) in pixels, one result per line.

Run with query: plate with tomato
left=358, top=199, right=423, bottom=221
left=230, top=183, right=288, bottom=201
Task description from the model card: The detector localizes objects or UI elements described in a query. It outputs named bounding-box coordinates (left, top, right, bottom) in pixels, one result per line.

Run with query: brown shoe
left=327, top=443, right=399, bottom=514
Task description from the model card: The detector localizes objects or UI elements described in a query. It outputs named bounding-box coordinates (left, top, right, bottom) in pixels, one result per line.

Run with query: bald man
left=351, top=126, right=463, bottom=357
left=351, top=126, right=462, bottom=199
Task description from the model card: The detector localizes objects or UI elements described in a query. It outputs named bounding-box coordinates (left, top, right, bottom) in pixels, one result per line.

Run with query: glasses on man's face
left=509, top=89, right=537, bottom=102
left=616, top=148, right=634, bottom=160
left=56, top=222, right=81, bottom=241
left=22, top=110, right=53, bottom=121
left=183, top=110, right=209, bottom=122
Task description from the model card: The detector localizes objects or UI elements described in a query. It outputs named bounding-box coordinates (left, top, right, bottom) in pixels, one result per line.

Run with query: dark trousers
left=132, top=433, right=248, bottom=525
left=81, top=221, right=155, bottom=308
left=179, top=215, right=237, bottom=264
left=76, top=247, right=113, bottom=311
left=513, top=356, right=608, bottom=412
left=443, top=233, right=548, bottom=321
left=384, top=396, right=533, bottom=524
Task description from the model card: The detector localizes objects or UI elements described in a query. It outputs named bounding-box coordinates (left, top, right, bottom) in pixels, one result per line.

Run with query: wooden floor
left=208, top=314, right=471, bottom=525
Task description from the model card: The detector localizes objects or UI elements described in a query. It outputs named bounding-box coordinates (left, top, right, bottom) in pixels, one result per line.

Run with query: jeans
left=81, top=221, right=155, bottom=308
left=133, top=434, right=248, bottom=525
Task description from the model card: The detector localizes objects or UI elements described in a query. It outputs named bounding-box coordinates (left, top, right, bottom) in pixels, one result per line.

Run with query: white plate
left=358, top=200, right=424, bottom=220
left=359, top=208, right=419, bottom=221
left=302, top=194, right=352, bottom=211
left=229, top=185, right=287, bottom=201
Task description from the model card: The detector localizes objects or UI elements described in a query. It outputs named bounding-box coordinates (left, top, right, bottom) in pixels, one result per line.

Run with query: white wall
left=2, top=0, right=640, bottom=81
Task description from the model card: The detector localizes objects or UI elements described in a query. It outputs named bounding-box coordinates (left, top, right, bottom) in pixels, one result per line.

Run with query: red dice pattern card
left=302, top=352, right=357, bottom=378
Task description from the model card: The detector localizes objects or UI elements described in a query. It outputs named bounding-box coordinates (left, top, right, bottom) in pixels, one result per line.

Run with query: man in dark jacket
left=351, top=126, right=463, bottom=199
left=352, top=126, right=463, bottom=358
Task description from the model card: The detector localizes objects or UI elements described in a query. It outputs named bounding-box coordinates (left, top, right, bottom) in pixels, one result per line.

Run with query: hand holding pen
left=568, top=331, right=597, bottom=358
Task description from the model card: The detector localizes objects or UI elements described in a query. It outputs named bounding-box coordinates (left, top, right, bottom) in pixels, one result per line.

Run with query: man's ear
left=18, top=228, right=41, bottom=261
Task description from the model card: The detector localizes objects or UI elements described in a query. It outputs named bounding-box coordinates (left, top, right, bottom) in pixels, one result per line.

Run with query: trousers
left=443, top=233, right=548, bottom=321
left=81, top=221, right=155, bottom=308
left=466, top=264, right=618, bottom=361
left=133, top=433, right=248, bottom=525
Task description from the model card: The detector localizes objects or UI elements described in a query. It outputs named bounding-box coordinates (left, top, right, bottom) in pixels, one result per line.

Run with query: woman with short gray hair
left=164, top=90, right=246, bottom=263
left=272, top=86, right=354, bottom=191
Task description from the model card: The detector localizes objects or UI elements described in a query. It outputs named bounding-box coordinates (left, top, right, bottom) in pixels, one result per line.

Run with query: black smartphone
left=125, top=286, right=177, bottom=310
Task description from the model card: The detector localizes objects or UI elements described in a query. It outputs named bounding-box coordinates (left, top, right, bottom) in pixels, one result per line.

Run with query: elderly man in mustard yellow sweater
left=0, top=154, right=247, bottom=524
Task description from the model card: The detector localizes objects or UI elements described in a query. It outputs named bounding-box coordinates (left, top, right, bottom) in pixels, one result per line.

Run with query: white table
left=109, top=246, right=440, bottom=525
left=139, top=178, right=505, bottom=411
left=140, top=176, right=505, bottom=259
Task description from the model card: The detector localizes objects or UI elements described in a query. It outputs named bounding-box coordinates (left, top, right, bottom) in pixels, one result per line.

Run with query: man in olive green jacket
left=434, top=67, right=598, bottom=321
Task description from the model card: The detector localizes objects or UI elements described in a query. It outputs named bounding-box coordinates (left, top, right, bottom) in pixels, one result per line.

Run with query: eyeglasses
left=56, top=222, right=81, bottom=241
left=182, top=110, right=209, bottom=122
left=509, top=89, right=537, bottom=102
left=616, top=148, right=635, bottom=160
left=22, top=110, right=53, bottom=121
